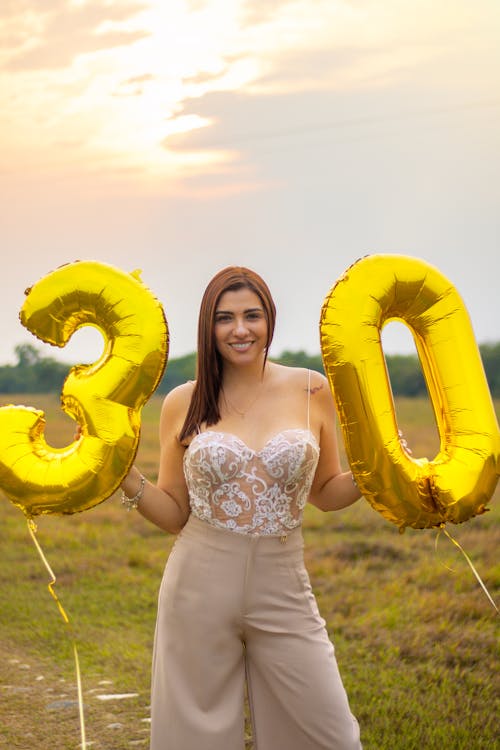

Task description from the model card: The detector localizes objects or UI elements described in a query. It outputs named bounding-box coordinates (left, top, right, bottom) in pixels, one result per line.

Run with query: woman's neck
left=219, top=360, right=272, bottom=420
left=221, top=357, right=270, bottom=390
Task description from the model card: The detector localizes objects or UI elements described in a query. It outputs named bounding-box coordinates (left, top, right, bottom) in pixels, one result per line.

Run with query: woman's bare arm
left=120, top=384, right=192, bottom=534
left=308, top=373, right=362, bottom=512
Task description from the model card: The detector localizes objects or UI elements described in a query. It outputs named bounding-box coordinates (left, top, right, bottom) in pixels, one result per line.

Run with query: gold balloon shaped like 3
left=0, top=261, right=168, bottom=517
left=320, top=254, right=500, bottom=530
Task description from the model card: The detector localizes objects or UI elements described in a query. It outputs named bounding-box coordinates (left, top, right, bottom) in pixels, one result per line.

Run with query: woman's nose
left=233, top=318, right=248, bottom=335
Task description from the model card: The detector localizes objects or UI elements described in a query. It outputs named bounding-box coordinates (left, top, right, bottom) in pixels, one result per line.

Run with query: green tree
left=14, top=343, right=42, bottom=368
left=385, top=354, right=427, bottom=397
left=157, top=352, right=197, bottom=393
left=0, top=344, right=68, bottom=394
left=479, top=342, right=500, bottom=397
left=273, top=350, right=325, bottom=373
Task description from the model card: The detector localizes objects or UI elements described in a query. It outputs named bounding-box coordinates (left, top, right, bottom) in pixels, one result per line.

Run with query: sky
left=1, top=0, right=499, bottom=367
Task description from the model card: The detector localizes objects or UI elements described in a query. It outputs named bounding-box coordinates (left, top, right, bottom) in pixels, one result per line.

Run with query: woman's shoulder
left=270, top=362, right=328, bottom=391
left=160, top=380, right=195, bottom=418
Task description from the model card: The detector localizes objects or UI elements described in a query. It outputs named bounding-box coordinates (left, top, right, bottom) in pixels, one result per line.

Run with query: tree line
left=1, top=342, right=499, bottom=398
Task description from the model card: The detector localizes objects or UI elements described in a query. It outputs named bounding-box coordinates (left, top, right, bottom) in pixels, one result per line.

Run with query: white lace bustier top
left=183, top=428, right=320, bottom=536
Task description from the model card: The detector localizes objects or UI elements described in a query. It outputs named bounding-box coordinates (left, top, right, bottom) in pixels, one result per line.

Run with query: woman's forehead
left=216, top=287, right=263, bottom=310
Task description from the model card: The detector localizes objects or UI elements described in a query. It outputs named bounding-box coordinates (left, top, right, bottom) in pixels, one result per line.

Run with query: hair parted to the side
left=179, top=266, right=276, bottom=443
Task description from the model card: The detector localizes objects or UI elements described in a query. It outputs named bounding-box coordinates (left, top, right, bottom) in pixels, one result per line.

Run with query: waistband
left=178, top=513, right=305, bottom=555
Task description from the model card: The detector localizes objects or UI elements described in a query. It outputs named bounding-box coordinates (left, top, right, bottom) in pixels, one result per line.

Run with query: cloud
left=158, top=67, right=500, bottom=277
left=2, top=0, right=148, bottom=72
left=114, top=72, right=155, bottom=97
left=121, top=73, right=155, bottom=85
left=162, top=84, right=410, bottom=157
left=182, top=68, right=230, bottom=87
left=239, top=0, right=303, bottom=28
left=0, top=0, right=64, bottom=18
left=161, top=4, right=500, bottom=176
left=251, top=43, right=413, bottom=93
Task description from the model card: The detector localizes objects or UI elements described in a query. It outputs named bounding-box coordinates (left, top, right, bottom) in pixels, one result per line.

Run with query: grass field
left=0, top=394, right=499, bottom=749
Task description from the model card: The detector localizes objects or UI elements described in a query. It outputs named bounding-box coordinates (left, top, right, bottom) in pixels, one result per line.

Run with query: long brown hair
left=179, top=267, right=276, bottom=443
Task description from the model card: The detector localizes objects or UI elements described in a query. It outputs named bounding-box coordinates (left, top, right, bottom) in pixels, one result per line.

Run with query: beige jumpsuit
left=150, top=393, right=362, bottom=749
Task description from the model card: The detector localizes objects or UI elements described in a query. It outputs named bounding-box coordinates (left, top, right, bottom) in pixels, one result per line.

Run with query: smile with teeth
left=230, top=341, right=254, bottom=350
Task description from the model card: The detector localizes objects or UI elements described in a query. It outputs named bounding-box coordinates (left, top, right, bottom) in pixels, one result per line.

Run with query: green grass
left=0, top=394, right=499, bottom=749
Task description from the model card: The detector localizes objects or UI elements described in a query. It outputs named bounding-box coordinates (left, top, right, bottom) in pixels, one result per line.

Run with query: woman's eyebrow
left=215, top=306, right=264, bottom=314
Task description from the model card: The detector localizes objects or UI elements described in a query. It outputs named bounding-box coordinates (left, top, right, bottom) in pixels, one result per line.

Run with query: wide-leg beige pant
left=150, top=515, right=362, bottom=750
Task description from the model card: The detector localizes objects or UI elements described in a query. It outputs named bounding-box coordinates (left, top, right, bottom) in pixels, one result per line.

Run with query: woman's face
left=214, top=287, right=268, bottom=366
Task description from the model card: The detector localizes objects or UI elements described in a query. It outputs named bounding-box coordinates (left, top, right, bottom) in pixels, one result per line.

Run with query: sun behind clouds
left=1, top=0, right=499, bottom=189
left=1, top=0, right=265, bottom=182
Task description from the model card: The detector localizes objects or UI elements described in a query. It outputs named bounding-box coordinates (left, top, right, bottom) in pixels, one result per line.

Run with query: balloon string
left=26, top=519, right=87, bottom=749
left=435, top=523, right=499, bottom=615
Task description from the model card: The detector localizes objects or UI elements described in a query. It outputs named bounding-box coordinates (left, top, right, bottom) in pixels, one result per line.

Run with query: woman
left=120, top=266, right=363, bottom=750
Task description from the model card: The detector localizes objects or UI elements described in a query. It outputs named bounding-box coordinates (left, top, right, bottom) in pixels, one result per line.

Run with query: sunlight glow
left=1, top=0, right=499, bottom=187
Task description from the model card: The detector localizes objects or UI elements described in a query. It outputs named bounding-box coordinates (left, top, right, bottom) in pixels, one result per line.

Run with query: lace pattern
left=183, top=429, right=320, bottom=536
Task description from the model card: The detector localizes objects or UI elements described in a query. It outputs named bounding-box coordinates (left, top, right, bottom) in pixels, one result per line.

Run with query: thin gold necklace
left=222, top=385, right=263, bottom=418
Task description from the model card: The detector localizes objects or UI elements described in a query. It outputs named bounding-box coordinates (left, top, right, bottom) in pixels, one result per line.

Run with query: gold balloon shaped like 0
left=320, top=254, right=500, bottom=530
left=0, top=261, right=168, bottom=517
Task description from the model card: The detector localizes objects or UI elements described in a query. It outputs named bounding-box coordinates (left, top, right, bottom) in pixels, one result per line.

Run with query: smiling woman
left=116, top=265, right=363, bottom=749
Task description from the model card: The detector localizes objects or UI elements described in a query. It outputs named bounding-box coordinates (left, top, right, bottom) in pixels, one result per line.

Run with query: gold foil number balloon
left=320, top=254, right=500, bottom=530
left=0, top=261, right=168, bottom=517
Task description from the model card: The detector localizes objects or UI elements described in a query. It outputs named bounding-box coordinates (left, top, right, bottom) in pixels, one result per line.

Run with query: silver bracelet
left=351, top=472, right=358, bottom=488
left=120, top=474, right=146, bottom=511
